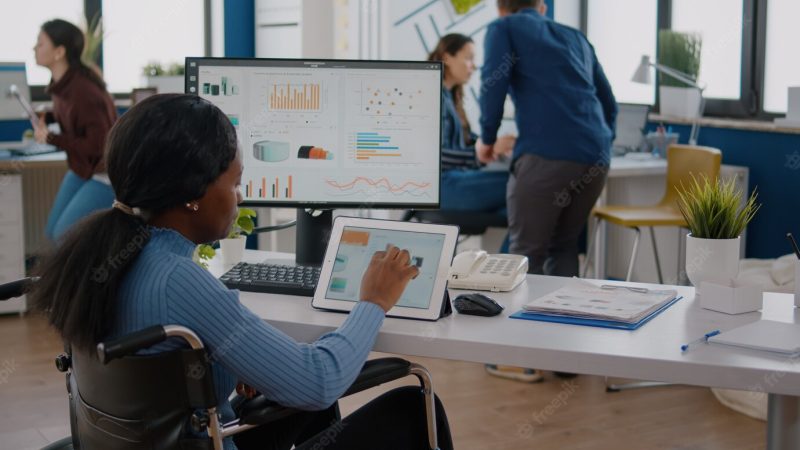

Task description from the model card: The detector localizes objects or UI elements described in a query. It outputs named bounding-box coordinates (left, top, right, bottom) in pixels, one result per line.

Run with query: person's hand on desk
left=360, top=244, right=420, bottom=313
left=476, top=139, right=496, bottom=164
left=34, top=118, right=49, bottom=144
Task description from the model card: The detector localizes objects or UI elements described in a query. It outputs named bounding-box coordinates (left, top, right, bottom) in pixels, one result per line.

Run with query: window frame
left=30, top=0, right=212, bottom=100
left=579, top=0, right=778, bottom=120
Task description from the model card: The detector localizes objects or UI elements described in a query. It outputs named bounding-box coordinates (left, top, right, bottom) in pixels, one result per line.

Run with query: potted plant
left=195, top=208, right=257, bottom=268
left=81, top=12, right=103, bottom=73
left=658, top=30, right=702, bottom=118
left=676, top=175, right=760, bottom=293
left=142, top=61, right=185, bottom=94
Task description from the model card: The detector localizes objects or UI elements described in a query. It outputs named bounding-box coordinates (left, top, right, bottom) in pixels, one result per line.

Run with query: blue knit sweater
left=113, top=227, right=385, bottom=449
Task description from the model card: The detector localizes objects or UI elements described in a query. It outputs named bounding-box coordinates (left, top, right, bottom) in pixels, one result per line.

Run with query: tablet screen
left=325, top=226, right=446, bottom=309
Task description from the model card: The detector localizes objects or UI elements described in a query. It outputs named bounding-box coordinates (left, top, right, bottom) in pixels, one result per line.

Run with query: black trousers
left=233, top=386, right=453, bottom=450
left=507, top=153, right=608, bottom=276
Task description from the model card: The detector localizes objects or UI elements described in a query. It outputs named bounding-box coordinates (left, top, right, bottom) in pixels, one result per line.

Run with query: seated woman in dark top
left=427, top=33, right=515, bottom=214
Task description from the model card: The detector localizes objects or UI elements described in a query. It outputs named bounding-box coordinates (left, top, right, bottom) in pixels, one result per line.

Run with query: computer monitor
left=612, top=103, right=650, bottom=154
left=0, top=62, right=35, bottom=123
left=185, top=57, right=443, bottom=264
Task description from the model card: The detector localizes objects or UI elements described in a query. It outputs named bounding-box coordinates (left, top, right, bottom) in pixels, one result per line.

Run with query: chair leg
left=649, top=227, right=664, bottom=284
left=626, top=227, right=641, bottom=282
left=581, top=216, right=601, bottom=278
left=410, top=363, right=438, bottom=450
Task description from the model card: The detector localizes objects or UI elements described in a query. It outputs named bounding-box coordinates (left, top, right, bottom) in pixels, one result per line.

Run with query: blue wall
left=647, top=122, right=800, bottom=259
left=224, top=0, right=255, bottom=57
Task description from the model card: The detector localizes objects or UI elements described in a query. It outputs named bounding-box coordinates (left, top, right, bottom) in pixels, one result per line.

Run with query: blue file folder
left=509, top=296, right=683, bottom=330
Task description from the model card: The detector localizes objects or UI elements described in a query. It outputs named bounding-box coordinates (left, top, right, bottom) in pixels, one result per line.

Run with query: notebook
left=708, top=320, right=800, bottom=355
left=520, top=280, right=678, bottom=324
left=510, top=280, right=680, bottom=330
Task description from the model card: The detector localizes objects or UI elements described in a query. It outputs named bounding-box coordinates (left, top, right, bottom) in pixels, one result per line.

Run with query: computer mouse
left=453, top=293, right=505, bottom=317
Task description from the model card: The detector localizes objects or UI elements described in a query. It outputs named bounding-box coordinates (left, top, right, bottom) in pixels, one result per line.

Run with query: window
left=671, top=0, right=744, bottom=100
left=554, top=0, right=581, bottom=29
left=101, top=0, right=205, bottom=93
left=587, top=0, right=658, bottom=105
left=0, top=1, right=84, bottom=86
left=763, top=0, right=800, bottom=113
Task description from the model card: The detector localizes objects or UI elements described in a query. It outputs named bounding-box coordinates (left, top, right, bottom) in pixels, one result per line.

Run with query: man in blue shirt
left=477, top=0, right=617, bottom=276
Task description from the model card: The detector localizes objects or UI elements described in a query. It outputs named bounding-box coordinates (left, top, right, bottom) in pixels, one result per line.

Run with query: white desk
left=211, top=250, right=799, bottom=449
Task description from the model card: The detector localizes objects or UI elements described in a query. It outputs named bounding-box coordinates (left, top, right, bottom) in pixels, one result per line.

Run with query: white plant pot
left=659, top=86, right=702, bottom=118
left=144, top=75, right=184, bottom=94
left=685, top=234, right=741, bottom=294
left=219, top=236, right=246, bottom=266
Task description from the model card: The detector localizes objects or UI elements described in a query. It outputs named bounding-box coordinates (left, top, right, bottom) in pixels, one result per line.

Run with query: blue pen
left=681, top=330, right=721, bottom=352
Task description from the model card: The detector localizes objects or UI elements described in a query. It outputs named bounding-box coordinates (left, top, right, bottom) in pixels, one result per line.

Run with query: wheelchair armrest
left=0, top=277, right=37, bottom=301
left=236, top=395, right=299, bottom=426
left=236, top=358, right=412, bottom=426
left=97, top=325, right=167, bottom=364
left=343, top=357, right=412, bottom=397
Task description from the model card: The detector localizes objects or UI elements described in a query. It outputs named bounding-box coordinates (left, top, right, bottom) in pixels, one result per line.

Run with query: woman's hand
left=360, top=244, right=420, bottom=313
left=494, top=134, right=516, bottom=159
left=34, top=118, right=49, bottom=144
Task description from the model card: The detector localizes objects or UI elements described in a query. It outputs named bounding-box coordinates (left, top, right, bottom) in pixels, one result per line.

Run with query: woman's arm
left=47, top=99, right=114, bottom=173
left=164, top=263, right=385, bottom=410
left=163, top=247, right=418, bottom=411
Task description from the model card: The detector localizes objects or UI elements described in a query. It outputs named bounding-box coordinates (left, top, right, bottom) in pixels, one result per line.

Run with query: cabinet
left=0, top=173, right=25, bottom=314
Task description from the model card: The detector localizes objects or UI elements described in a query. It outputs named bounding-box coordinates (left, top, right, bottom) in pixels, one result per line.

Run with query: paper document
left=522, top=280, right=678, bottom=324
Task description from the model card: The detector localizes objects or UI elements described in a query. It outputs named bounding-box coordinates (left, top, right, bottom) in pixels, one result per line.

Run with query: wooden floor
left=0, top=314, right=767, bottom=450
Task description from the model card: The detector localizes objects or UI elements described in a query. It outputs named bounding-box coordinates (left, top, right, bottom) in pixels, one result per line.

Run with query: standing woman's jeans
left=45, top=170, right=115, bottom=240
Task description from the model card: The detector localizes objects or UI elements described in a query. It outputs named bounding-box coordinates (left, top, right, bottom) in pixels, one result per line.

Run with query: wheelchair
left=1, top=278, right=440, bottom=450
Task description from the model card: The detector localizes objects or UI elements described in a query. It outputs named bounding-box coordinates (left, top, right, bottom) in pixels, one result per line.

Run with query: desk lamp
left=632, top=55, right=705, bottom=145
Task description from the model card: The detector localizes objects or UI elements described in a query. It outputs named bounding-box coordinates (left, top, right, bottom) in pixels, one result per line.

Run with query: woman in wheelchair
left=29, top=94, right=453, bottom=450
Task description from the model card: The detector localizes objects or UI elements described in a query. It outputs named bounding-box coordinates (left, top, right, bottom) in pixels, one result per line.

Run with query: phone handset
left=450, top=250, right=488, bottom=279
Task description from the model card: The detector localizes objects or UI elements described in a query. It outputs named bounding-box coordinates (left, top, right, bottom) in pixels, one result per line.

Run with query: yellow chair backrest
left=659, top=144, right=722, bottom=208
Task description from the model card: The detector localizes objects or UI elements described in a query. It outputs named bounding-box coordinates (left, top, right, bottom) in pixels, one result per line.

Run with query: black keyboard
left=219, top=262, right=321, bottom=297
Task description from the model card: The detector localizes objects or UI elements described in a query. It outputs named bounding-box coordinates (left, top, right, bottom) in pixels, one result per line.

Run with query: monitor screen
left=612, top=103, right=650, bottom=152
left=186, top=58, right=442, bottom=209
left=0, top=62, right=31, bottom=121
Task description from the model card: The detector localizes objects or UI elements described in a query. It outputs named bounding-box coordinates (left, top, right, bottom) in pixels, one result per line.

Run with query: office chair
left=0, top=279, right=440, bottom=450
left=582, top=144, right=722, bottom=284
left=403, top=210, right=507, bottom=244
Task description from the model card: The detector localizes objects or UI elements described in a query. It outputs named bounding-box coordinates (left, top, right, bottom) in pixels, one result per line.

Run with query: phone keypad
left=481, top=258, right=513, bottom=278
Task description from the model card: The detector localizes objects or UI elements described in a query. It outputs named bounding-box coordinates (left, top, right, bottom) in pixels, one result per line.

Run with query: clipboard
left=509, top=296, right=683, bottom=330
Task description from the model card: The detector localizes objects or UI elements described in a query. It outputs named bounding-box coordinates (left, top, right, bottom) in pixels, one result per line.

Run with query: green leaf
left=676, top=174, right=760, bottom=240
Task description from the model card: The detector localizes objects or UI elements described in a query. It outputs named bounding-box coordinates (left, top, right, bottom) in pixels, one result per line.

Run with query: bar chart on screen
left=268, top=82, right=322, bottom=112
left=245, top=175, right=294, bottom=199
left=350, top=132, right=402, bottom=161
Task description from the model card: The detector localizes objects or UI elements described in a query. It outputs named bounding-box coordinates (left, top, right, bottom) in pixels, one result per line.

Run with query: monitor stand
left=295, top=208, right=332, bottom=266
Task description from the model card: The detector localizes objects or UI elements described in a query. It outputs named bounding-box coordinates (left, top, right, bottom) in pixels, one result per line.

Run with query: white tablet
left=312, top=217, right=459, bottom=321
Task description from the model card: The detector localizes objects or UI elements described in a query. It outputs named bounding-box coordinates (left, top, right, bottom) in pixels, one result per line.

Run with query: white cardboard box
left=700, top=279, right=763, bottom=315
